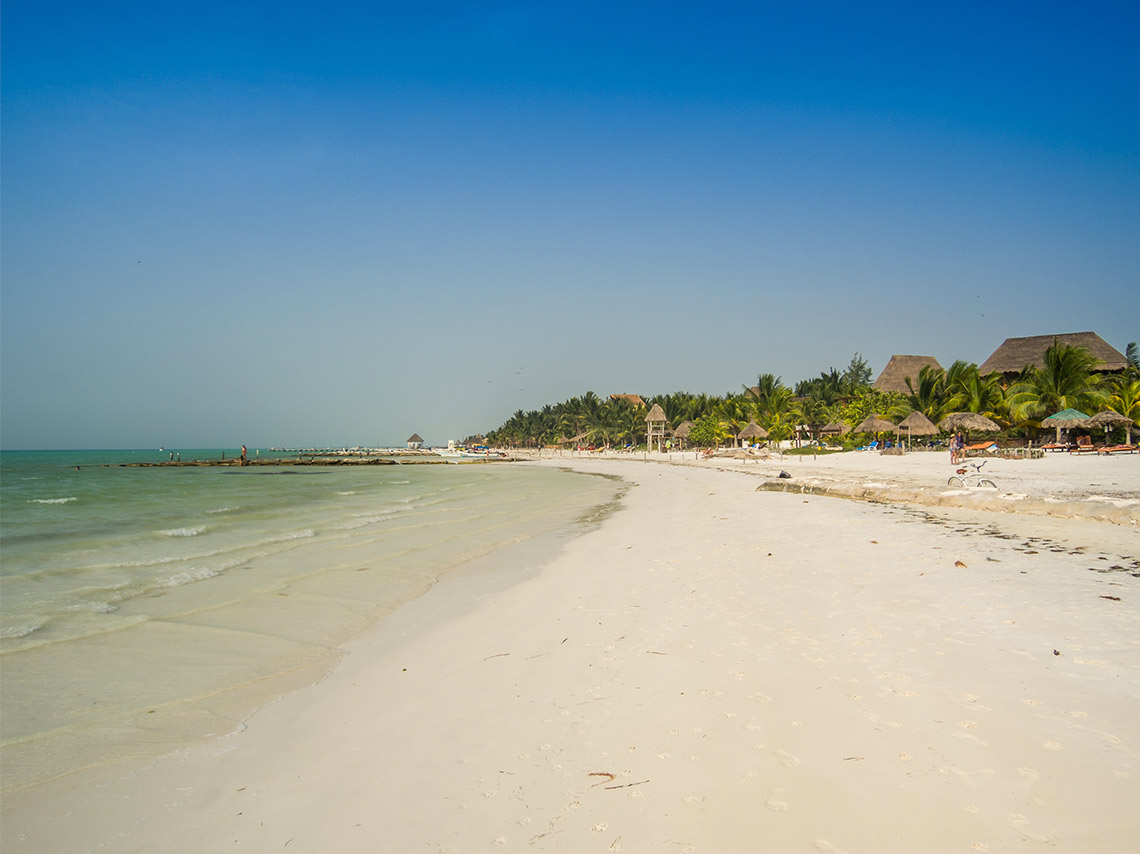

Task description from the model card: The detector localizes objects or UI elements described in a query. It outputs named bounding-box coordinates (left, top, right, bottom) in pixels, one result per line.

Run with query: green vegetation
left=479, top=342, right=1139, bottom=449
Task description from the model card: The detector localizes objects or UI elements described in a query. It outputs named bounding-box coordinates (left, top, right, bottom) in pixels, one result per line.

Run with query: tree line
left=477, top=343, right=1140, bottom=449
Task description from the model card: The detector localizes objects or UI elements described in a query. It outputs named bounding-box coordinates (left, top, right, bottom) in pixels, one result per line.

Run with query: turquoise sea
left=0, top=450, right=620, bottom=793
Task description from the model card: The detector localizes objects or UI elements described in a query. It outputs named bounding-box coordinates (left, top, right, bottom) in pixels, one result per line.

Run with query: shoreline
left=4, top=458, right=1138, bottom=852
left=525, top=447, right=1140, bottom=526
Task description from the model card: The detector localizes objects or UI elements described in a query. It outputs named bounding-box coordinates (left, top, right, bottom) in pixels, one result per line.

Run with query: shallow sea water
left=0, top=451, right=620, bottom=792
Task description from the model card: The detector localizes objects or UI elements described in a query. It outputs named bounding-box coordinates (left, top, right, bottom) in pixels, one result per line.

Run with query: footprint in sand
left=776, top=749, right=801, bottom=768
left=814, top=841, right=849, bottom=854
left=1010, top=814, right=1053, bottom=843
left=766, top=788, right=789, bottom=811
left=1017, top=767, right=1039, bottom=788
left=1043, top=741, right=1063, bottom=751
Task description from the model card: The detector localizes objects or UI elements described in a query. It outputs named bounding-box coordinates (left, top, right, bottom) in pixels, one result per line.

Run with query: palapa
left=853, top=415, right=897, bottom=434
left=1084, top=409, right=1135, bottom=445
left=820, top=420, right=851, bottom=435
left=978, top=332, right=1127, bottom=375
left=898, top=411, right=939, bottom=435
left=939, top=412, right=1000, bottom=433
left=1084, top=410, right=1133, bottom=427
left=871, top=355, right=944, bottom=394
left=1041, top=408, right=1090, bottom=444
left=1041, top=408, right=1091, bottom=428
left=645, top=403, right=667, bottom=452
left=672, top=420, right=694, bottom=439
left=737, top=420, right=769, bottom=441
left=898, top=410, right=938, bottom=450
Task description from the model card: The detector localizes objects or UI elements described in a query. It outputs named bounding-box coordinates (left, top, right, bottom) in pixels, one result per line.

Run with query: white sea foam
left=161, top=526, right=206, bottom=537
left=29, top=497, right=77, bottom=505
left=156, top=566, right=221, bottom=588
left=64, top=600, right=118, bottom=614
left=207, top=506, right=239, bottom=514
left=1, top=617, right=47, bottom=639
left=278, top=529, right=314, bottom=542
left=337, top=490, right=358, bottom=496
left=340, top=510, right=403, bottom=530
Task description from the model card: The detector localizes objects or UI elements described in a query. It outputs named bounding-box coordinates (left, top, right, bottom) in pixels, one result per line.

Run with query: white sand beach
left=4, top=453, right=1139, bottom=852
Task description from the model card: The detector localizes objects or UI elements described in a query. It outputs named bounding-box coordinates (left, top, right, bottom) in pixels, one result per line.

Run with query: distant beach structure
left=406, top=433, right=425, bottom=450
left=872, top=355, right=944, bottom=394
left=979, top=331, right=1128, bottom=376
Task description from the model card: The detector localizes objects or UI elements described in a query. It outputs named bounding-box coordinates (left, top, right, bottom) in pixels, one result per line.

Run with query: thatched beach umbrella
left=737, top=420, right=770, bottom=446
left=939, top=412, right=1000, bottom=435
left=672, top=420, right=694, bottom=449
left=853, top=415, right=897, bottom=434
left=820, top=420, right=850, bottom=435
left=898, top=410, right=938, bottom=449
left=1084, top=409, right=1134, bottom=445
left=1041, top=408, right=1089, bottom=444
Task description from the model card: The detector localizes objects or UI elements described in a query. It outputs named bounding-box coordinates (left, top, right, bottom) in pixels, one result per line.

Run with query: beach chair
left=1070, top=436, right=1099, bottom=454
left=1097, top=444, right=1138, bottom=455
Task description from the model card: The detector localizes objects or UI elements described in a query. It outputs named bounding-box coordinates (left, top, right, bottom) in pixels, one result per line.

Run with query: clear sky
left=2, top=2, right=1137, bottom=449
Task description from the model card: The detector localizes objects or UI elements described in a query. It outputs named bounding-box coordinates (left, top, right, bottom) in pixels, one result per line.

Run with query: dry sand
left=3, top=454, right=1139, bottom=852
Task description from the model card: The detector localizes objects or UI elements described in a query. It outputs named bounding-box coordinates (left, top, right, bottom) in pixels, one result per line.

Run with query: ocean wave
left=155, top=565, right=221, bottom=588
left=207, top=506, right=239, bottom=514
left=28, top=497, right=77, bottom=505
left=337, top=490, right=358, bottom=496
left=265, top=529, right=315, bottom=544
left=161, top=526, right=206, bottom=537
left=63, top=600, right=119, bottom=614
left=339, top=510, right=402, bottom=530
left=0, top=617, right=47, bottom=639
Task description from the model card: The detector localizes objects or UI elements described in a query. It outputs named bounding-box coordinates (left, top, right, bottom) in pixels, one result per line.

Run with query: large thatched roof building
left=872, top=355, right=944, bottom=394
left=978, top=332, right=1127, bottom=376
left=609, top=393, right=646, bottom=407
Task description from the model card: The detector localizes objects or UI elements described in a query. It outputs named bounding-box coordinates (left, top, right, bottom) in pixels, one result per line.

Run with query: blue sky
left=3, top=2, right=1137, bottom=449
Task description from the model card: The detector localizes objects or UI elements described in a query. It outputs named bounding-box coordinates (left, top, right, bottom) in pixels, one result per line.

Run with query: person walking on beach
left=241, top=445, right=248, bottom=465
left=950, top=433, right=959, bottom=464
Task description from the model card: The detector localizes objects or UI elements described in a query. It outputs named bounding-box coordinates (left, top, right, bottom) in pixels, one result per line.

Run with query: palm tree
left=1007, top=342, right=1106, bottom=422
left=1107, top=377, right=1140, bottom=443
left=945, top=362, right=1005, bottom=420
left=903, top=364, right=949, bottom=420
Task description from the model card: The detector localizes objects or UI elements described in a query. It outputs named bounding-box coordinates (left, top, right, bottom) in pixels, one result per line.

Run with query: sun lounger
left=1041, top=442, right=1072, bottom=452
left=1097, top=444, right=1138, bottom=455
left=1070, top=437, right=1100, bottom=454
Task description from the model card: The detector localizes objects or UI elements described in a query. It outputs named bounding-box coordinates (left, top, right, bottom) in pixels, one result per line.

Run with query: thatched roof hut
left=672, top=420, right=694, bottom=439
left=978, top=332, right=1128, bottom=375
left=406, top=433, right=425, bottom=449
left=610, top=393, right=646, bottom=407
left=737, top=420, right=769, bottom=441
left=820, top=420, right=851, bottom=435
left=1085, top=410, right=1133, bottom=428
left=872, top=355, right=944, bottom=394
left=939, top=413, right=1000, bottom=432
left=1086, top=409, right=1135, bottom=444
left=853, top=415, right=897, bottom=434
left=645, top=404, right=667, bottom=451
left=898, top=411, right=939, bottom=435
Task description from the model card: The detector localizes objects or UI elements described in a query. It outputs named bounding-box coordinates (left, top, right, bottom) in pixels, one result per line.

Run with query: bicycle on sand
left=948, top=459, right=997, bottom=489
